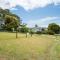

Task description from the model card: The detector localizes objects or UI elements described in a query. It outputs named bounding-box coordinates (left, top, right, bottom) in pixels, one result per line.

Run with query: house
left=30, top=25, right=47, bottom=33
left=31, top=27, right=42, bottom=32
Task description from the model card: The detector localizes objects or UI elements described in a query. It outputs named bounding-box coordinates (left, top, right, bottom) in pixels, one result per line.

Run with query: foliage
left=4, top=15, right=20, bottom=31
left=47, top=30, right=55, bottom=35
left=19, top=24, right=29, bottom=33
left=41, top=30, right=47, bottom=34
left=48, top=23, right=60, bottom=34
left=35, top=24, right=38, bottom=27
left=0, top=8, right=20, bottom=31
left=29, top=28, right=35, bottom=34
left=36, top=31, right=42, bottom=34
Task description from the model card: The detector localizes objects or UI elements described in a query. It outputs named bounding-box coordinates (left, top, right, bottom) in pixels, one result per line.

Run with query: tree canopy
left=4, top=15, right=20, bottom=31
left=0, top=8, right=21, bottom=31
left=48, top=23, right=60, bottom=34
left=19, top=24, right=29, bottom=33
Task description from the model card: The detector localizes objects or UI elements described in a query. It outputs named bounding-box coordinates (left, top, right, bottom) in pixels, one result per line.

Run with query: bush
left=47, top=30, right=55, bottom=35
left=36, top=31, right=42, bottom=34
left=41, top=31, right=48, bottom=34
left=19, top=27, right=29, bottom=33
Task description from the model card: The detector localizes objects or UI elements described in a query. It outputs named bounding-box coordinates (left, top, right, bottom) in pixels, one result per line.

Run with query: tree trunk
left=16, top=28, right=18, bottom=38
left=26, top=33, right=27, bottom=38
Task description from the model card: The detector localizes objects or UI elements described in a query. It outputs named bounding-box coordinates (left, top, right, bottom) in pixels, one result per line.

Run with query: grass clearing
left=0, top=32, right=60, bottom=60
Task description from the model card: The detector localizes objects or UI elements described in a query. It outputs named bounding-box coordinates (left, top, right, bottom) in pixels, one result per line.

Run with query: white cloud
left=0, top=0, right=9, bottom=9
left=26, top=17, right=60, bottom=27
left=0, top=0, right=60, bottom=10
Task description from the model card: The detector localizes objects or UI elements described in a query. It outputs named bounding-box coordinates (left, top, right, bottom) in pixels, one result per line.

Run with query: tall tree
left=0, top=8, right=21, bottom=38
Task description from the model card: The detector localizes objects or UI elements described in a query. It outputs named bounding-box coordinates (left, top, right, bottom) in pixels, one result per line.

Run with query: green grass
left=0, top=32, right=60, bottom=60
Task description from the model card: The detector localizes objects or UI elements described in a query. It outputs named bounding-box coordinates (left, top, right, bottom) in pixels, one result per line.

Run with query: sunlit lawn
left=0, top=32, right=60, bottom=60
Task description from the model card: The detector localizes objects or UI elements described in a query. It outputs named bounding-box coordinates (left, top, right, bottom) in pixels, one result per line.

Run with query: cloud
left=0, top=0, right=9, bottom=9
left=0, top=0, right=60, bottom=10
left=26, top=17, right=60, bottom=27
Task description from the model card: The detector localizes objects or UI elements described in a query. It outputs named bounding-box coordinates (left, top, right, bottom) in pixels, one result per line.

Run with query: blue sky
left=0, top=0, right=60, bottom=27
left=10, top=4, right=60, bottom=27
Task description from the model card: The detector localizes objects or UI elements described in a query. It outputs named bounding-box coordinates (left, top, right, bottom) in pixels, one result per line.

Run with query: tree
left=35, top=24, right=38, bottom=27
left=19, top=24, right=29, bottom=38
left=0, top=8, right=10, bottom=18
left=0, top=8, right=21, bottom=38
left=4, top=15, right=20, bottom=31
left=29, top=28, right=34, bottom=37
left=4, top=15, right=20, bottom=38
left=48, top=23, right=60, bottom=34
left=0, top=8, right=21, bottom=31
left=20, top=24, right=29, bottom=33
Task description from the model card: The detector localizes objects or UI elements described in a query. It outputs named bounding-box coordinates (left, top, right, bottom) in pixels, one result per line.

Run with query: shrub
left=47, top=30, right=55, bottom=35
left=36, top=31, right=42, bottom=34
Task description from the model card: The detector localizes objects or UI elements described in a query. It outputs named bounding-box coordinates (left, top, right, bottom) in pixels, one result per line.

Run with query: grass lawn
left=0, top=32, right=60, bottom=60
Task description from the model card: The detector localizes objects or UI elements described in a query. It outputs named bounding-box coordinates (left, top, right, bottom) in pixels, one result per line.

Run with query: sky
left=0, top=0, right=60, bottom=27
